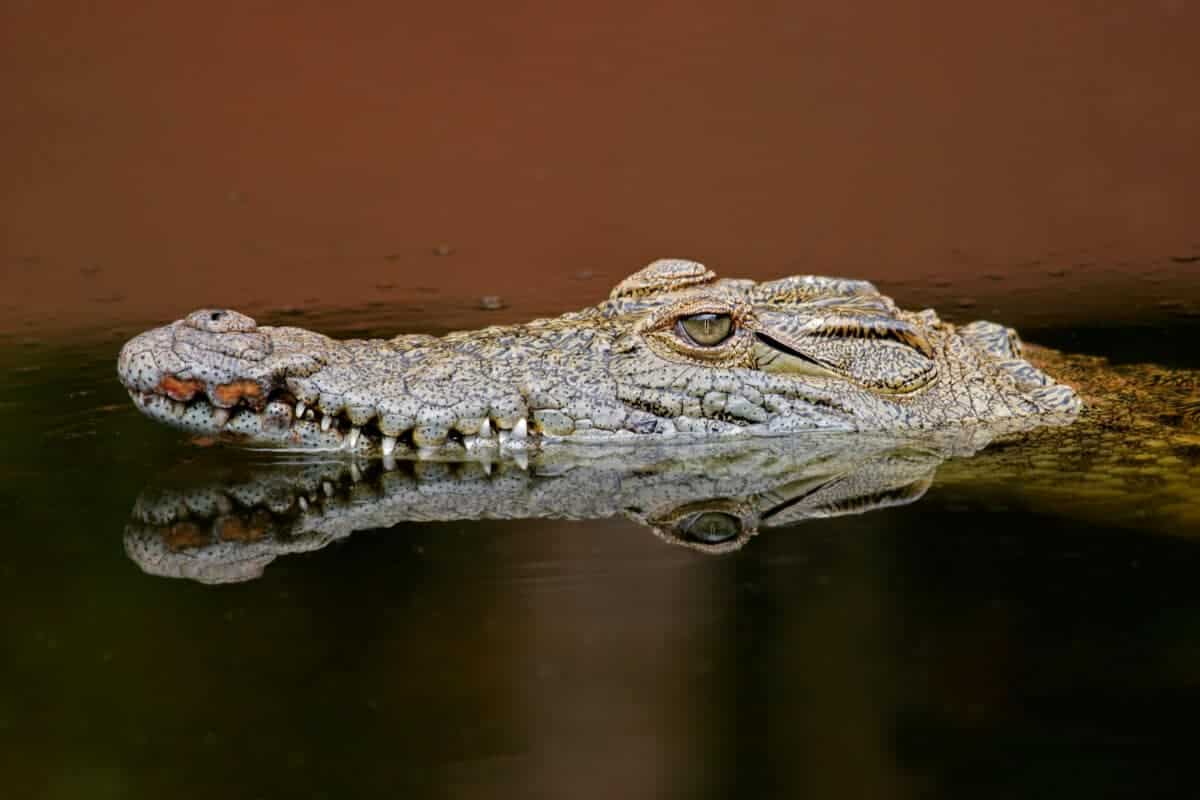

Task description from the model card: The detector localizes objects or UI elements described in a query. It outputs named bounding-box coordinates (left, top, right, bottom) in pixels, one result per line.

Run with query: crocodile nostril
left=184, top=308, right=258, bottom=333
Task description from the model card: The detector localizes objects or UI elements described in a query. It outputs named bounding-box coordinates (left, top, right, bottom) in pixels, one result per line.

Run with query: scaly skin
left=117, top=259, right=1080, bottom=456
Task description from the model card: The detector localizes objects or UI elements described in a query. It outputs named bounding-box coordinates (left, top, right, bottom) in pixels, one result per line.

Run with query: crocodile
left=117, top=259, right=1081, bottom=456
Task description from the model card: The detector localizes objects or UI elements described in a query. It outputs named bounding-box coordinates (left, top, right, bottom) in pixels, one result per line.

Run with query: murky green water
left=4, top=309, right=1200, bottom=799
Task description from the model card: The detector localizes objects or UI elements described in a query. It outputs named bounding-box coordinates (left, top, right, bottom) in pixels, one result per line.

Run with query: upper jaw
left=117, top=313, right=550, bottom=456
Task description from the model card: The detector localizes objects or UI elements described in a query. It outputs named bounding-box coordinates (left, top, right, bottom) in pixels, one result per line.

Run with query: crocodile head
left=117, top=259, right=1080, bottom=455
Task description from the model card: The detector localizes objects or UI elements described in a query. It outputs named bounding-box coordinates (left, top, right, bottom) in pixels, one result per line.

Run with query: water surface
left=3, top=306, right=1200, bottom=799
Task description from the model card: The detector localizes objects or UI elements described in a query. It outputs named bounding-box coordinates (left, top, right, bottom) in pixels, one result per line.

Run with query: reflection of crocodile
left=117, top=260, right=1079, bottom=456
left=126, top=432, right=987, bottom=583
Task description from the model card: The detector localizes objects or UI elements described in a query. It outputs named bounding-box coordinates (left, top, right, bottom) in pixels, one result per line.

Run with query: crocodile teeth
left=478, top=418, right=493, bottom=439
left=350, top=463, right=361, bottom=482
left=511, top=417, right=528, bottom=441
left=170, top=401, right=186, bottom=419
left=481, top=460, right=492, bottom=476
left=512, top=450, right=529, bottom=471
left=381, top=436, right=397, bottom=456
left=322, top=481, right=334, bottom=497
left=212, top=408, right=230, bottom=429
left=382, top=452, right=396, bottom=471
left=296, top=401, right=307, bottom=419
left=298, top=496, right=308, bottom=512
left=346, top=427, right=361, bottom=449
left=321, top=415, right=333, bottom=432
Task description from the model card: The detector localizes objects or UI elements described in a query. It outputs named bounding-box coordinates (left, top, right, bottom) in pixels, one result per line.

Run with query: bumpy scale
left=117, top=259, right=1081, bottom=456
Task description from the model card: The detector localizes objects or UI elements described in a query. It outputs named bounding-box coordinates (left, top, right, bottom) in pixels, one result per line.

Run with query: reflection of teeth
left=513, top=451, right=529, bottom=471
left=382, top=452, right=396, bottom=471
left=298, top=496, right=308, bottom=511
left=349, top=463, right=361, bottom=482
left=213, top=408, right=230, bottom=428
left=321, top=416, right=332, bottom=432
left=322, top=481, right=334, bottom=497
left=481, top=460, right=492, bottom=476
left=381, top=436, right=396, bottom=456
left=346, top=427, right=361, bottom=449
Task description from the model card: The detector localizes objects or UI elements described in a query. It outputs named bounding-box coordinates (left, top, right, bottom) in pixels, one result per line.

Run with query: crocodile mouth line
left=127, top=383, right=534, bottom=457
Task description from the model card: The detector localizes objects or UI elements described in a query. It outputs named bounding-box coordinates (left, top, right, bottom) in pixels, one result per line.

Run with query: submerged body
left=117, top=260, right=1080, bottom=456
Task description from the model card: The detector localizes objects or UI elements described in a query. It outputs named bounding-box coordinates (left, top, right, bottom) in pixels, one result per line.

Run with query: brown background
left=3, top=0, right=1198, bottom=332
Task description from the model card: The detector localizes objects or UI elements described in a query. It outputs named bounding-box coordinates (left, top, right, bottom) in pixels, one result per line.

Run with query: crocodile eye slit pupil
left=678, top=313, right=733, bottom=347
left=682, top=511, right=742, bottom=544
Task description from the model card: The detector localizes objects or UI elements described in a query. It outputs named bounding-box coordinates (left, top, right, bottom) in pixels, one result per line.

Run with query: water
left=3, top=308, right=1200, bottom=799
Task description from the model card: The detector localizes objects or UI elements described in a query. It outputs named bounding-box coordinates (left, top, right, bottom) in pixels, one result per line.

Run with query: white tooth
left=296, top=401, right=307, bottom=418
left=512, top=417, right=528, bottom=440
left=298, top=496, right=308, bottom=512
left=321, top=415, right=333, bottom=432
left=464, top=434, right=498, bottom=453
left=322, top=481, right=334, bottom=497
left=171, top=401, right=186, bottom=419
left=347, top=427, right=361, bottom=449
left=305, top=409, right=315, bottom=420
left=478, top=418, right=494, bottom=439
left=481, top=460, right=493, bottom=476
left=381, top=436, right=396, bottom=456
left=513, top=451, right=529, bottom=471
left=382, top=452, right=397, bottom=471
left=499, top=429, right=528, bottom=450
left=212, top=408, right=230, bottom=428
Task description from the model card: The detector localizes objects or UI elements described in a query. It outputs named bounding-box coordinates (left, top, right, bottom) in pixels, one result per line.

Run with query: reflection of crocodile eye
left=677, top=313, right=733, bottom=347
left=682, top=512, right=742, bottom=543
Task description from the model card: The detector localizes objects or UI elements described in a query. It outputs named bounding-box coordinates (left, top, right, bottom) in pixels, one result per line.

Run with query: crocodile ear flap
left=609, top=259, right=717, bottom=299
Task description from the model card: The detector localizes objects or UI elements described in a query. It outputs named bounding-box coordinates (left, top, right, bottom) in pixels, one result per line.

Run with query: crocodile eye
left=677, top=313, right=734, bottom=347
left=681, top=511, right=742, bottom=544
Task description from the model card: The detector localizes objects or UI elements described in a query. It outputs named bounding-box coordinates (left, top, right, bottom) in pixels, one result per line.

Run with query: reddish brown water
left=3, top=1, right=1198, bottom=331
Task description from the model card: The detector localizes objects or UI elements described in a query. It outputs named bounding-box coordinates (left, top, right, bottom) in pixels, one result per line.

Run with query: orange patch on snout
left=216, top=515, right=268, bottom=543
left=212, top=380, right=263, bottom=407
left=158, top=375, right=205, bottom=401
left=164, top=521, right=210, bottom=551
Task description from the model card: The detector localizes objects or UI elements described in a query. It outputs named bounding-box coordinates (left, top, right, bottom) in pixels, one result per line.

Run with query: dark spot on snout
left=184, top=308, right=258, bottom=333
